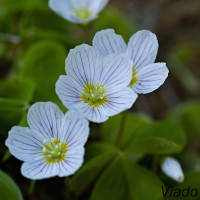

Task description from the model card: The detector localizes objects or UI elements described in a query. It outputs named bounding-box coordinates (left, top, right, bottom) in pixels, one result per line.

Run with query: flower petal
left=60, top=110, right=89, bottom=147
left=49, top=0, right=73, bottom=21
left=58, top=148, right=84, bottom=177
left=104, top=88, right=138, bottom=116
left=5, top=127, right=43, bottom=162
left=87, top=0, right=109, bottom=14
left=132, top=63, right=169, bottom=94
left=100, top=53, right=133, bottom=93
left=127, top=30, right=158, bottom=70
left=65, top=44, right=102, bottom=86
left=74, top=102, right=109, bottom=123
left=21, top=160, right=59, bottom=180
left=56, top=75, right=83, bottom=109
left=93, top=29, right=127, bottom=57
left=27, top=102, right=64, bottom=140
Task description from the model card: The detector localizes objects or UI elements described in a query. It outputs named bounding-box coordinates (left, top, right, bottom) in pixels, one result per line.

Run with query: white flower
left=56, top=44, right=138, bottom=123
left=161, top=157, right=184, bottom=183
left=92, top=29, right=169, bottom=94
left=49, top=0, right=109, bottom=24
left=5, top=102, right=89, bottom=180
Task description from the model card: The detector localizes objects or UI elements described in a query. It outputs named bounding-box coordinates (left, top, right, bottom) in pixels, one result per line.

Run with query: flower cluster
left=5, top=5, right=169, bottom=179
left=93, top=29, right=169, bottom=94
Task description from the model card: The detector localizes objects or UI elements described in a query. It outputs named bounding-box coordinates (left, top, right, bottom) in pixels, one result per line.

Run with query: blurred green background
left=0, top=0, right=200, bottom=199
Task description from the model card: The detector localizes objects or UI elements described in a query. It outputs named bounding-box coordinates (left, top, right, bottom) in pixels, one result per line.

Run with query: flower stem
left=2, top=149, right=11, bottom=163
left=77, top=24, right=87, bottom=43
left=28, top=180, right=36, bottom=195
left=115, top=111, right=128, bottom=146
left=151, top=155, right=159, bottom=173
left=81, top=26, right=87, bottom=43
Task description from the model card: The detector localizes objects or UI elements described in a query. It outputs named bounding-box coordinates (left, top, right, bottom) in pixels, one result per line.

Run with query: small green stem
left=77, top=24, right=87, bottom=43
left=2, top=149, right=11, bottom=163
left=64, top=177, right=71, bottom=200
left=28, top=180, right=36, bottom=195
left=81, top=26, right=87, bottom=43
left=115, top=111, right=128, bottom=146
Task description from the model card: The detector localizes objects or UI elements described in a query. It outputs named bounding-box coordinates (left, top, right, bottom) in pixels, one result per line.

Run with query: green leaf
left=23, top=27, right=76, bottom=47
left=127, top=121, right=186, bottom=154
left=177, top=151, right=200, bottom=172
left=0, top=78, right=33, bottom=135
left=91, top=156, right=163, bottom=200
left=0, top=98, right=27, bottom=136
left=18, top=9, right=76, bottom=47
left=168, top=102, right=200, bottom=140
left=85, top=142, right=119, bottom=161
left=0, top=98, right=26, bottom=108
left=70, top=149, right=118, bottom=195
left=20, top=40, right=66, bottom=102
left=19, top=9, right=70, bottom=33
left=1, top=0, right=47, bottom=15
left=167, top=44, right=199, bottom=93
left=18, top=112, right=29, bottom=127
left=101, top=112, right=151, bottom=149
left=0, top=170, right=23, bottom=200
left=0, top=78, right=35, bottom=102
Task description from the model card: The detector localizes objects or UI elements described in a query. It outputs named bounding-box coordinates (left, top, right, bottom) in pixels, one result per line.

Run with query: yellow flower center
left=81, top=84, right=108, bottom=108
left=129, top=67, right=138, bottom=87
left=74, top=7, right=93, bottom=19
left=42, top=138, right=67, bottom=164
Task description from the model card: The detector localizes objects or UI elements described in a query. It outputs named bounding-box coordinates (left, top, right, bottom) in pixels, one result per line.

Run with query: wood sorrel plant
left=5, top=27, right=170, bottom=180
left=3, top=1, right=192, bottom=200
